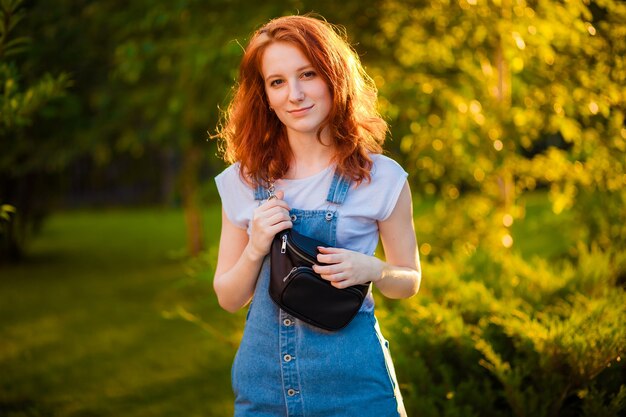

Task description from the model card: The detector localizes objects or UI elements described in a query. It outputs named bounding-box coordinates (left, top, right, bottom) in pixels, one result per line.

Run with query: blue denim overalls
left=232, top=172, right=406, bottom=417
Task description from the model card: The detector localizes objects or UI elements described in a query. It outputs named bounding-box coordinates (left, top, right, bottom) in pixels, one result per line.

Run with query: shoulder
left=215, top=162, right=256, bottom=190
left=215, top=162, right=243, bottom=185
left=369, top=153, right=408, bottom=182
left=214, top=163, right=256, bottom=230
left=345, top=154, right=408, bottom=221
left=215, top=162, right=258, bottom=200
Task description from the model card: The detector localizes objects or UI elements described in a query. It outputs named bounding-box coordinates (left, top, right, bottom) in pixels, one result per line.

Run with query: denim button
left=283, top=318, right=293, bottom=326
left=283, top=354, right=293, bottom=362
left=290, top=214, right=297, bottom=221
left=287, top=388, right=297, bottom=396
left=325, top=212, right=333, bottom=221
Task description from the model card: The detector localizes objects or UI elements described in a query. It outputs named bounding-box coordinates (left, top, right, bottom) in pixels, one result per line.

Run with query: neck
left=285, top=129, right=335, bottom=179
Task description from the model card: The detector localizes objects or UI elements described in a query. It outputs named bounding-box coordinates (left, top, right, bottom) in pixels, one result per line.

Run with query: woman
left=214, top=14, right=421, bottom=417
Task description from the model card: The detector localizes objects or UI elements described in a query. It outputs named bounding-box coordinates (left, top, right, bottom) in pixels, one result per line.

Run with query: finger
left=265, top=211, right=291, bottom=227
left=318, top=271, right=344, bottom=282
left=255, top=207, right=289, bottom=224
left=317, top=246, right=345, bottom=254
left=329, top=278, right=352, bottom=289
left=266, top=220, right=293, bottom=235
left=313, top=264, right=342, bottom=275
left=316, top=252, right=342, bottom=264
left=262, top=205, right=290, bottom=219
left=261, top=199, right=291, bottom=212
left=321, top=275, right=354, bottom=289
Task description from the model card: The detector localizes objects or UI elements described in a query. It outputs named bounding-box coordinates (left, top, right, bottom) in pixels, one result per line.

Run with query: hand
left=313, top=247, right=383, bottom=289
left=247, top=190, right=292, bottom=260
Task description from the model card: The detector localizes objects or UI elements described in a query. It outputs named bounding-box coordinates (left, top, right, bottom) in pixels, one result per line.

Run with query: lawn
left=0, top=207, right=242, bottom=417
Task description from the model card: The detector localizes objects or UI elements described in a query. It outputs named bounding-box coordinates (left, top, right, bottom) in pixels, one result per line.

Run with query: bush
left=379, top=244, right=626, bottom=417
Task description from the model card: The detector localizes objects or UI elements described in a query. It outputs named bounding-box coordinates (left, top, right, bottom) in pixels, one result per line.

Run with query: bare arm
left=213, top=191, right=292, bottom=312
left=374, top=181, right=421, bottom=298
left=313, top=181, right=421, bottom=299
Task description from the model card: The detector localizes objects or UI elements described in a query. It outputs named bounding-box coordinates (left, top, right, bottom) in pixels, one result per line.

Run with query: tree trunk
left=0, top=213, right=23, bottom=264
left=179, top=144, right=204, bottom=257
left=495, top=35, right=514, bottom=210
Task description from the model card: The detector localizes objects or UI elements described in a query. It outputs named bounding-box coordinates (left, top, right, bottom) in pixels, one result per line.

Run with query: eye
left=302, top=70, right=316, bottom=79
left=269, top=79, right=284, bottom=87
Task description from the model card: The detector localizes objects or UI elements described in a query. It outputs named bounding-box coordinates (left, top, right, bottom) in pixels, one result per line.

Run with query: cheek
left=265, top=88, right=285, bottom=108
left=317, top=84, right=332, bottom=105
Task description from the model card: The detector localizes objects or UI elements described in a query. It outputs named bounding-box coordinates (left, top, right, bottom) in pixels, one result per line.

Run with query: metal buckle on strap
left=267, top=182, right=277, bottom=200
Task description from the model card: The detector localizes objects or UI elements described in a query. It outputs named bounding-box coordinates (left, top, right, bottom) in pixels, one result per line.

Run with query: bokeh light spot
left=502, top=234, right=513, bottom=248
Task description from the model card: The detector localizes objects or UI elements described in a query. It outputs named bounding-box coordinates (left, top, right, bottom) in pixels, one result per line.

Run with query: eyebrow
left=264, top=65, right=315, bottom=82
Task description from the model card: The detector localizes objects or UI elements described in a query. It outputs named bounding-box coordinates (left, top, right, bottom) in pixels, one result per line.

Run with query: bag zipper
left=283, top=266, right=298, bottom=282
left=285, top=235, right=316, bottom=265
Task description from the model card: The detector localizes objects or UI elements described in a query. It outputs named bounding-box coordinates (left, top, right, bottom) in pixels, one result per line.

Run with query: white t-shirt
left=214, top=153, right=408, bottom=256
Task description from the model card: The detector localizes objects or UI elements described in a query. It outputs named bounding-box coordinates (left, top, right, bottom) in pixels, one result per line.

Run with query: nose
left=288, top=82, right=305, bottom=103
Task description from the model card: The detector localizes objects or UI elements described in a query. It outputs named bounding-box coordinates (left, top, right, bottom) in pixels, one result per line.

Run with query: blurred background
left=1, top=0, right=625, bottom=416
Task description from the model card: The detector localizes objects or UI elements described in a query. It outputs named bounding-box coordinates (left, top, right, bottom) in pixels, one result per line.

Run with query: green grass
left=0, top=207, right=241, bottom=417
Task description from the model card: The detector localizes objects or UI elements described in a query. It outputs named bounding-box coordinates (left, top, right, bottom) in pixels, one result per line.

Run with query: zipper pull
left=283, top=267, right=298, bottom=282
left=281, top=234, right=287, bottom=254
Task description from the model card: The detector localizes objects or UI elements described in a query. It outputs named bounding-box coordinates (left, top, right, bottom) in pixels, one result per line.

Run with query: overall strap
left=254, top=185, right=270, bottom=201
left=326, top=171, right=352, bottom=206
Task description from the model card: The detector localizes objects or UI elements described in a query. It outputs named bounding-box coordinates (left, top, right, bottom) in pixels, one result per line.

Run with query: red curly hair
left=217, top=14, right=388, bottom=186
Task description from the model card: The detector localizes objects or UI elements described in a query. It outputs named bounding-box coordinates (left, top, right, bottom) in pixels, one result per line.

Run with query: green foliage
left=581, top=384, right=626, bottom=417
left=0, top=0, right=72, bottom=262
left=0, top=0, right=70, bottom=145
left=0, top=63, right=71, bottom=165
left=365, top=0, right=626, bottom=254
left=363, top=4, right=626, bottom=412
left=0, top=0, right=28, bottom=57
left=0, top=203, right=15, bottom=236
left=379, top=242, right=626, bottom=417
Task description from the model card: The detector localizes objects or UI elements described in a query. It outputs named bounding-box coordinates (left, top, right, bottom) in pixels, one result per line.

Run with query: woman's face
left=261, top=42, right=332, bottom=139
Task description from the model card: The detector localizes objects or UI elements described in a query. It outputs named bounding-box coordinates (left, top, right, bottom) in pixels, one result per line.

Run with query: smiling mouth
left=287, top=105, right=314, bottom=114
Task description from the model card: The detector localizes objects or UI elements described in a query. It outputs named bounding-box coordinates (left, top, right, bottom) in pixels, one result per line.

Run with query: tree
left=0, top=0, right=70, bottom=262
left=363, top=0, right=626, bottom=255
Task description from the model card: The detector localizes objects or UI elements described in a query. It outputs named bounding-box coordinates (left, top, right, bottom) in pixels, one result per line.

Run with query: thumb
left=274, top=190, right=285, bottom=200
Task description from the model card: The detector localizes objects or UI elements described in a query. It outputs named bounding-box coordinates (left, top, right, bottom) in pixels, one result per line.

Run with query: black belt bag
left=269, top=228, right=370, bottom=331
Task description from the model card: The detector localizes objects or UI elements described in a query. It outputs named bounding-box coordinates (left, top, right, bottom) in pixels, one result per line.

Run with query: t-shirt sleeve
left=372, top=155, right=409, bottom=221
left=214, top=164, right=254, bottom=230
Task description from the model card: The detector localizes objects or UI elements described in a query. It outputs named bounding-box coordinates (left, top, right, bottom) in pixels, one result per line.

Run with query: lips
left=287, top=105, right=314, bottom=115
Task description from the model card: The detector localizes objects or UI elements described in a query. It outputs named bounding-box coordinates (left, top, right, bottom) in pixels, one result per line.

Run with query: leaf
left=1, top=204, right=16, bottom=213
